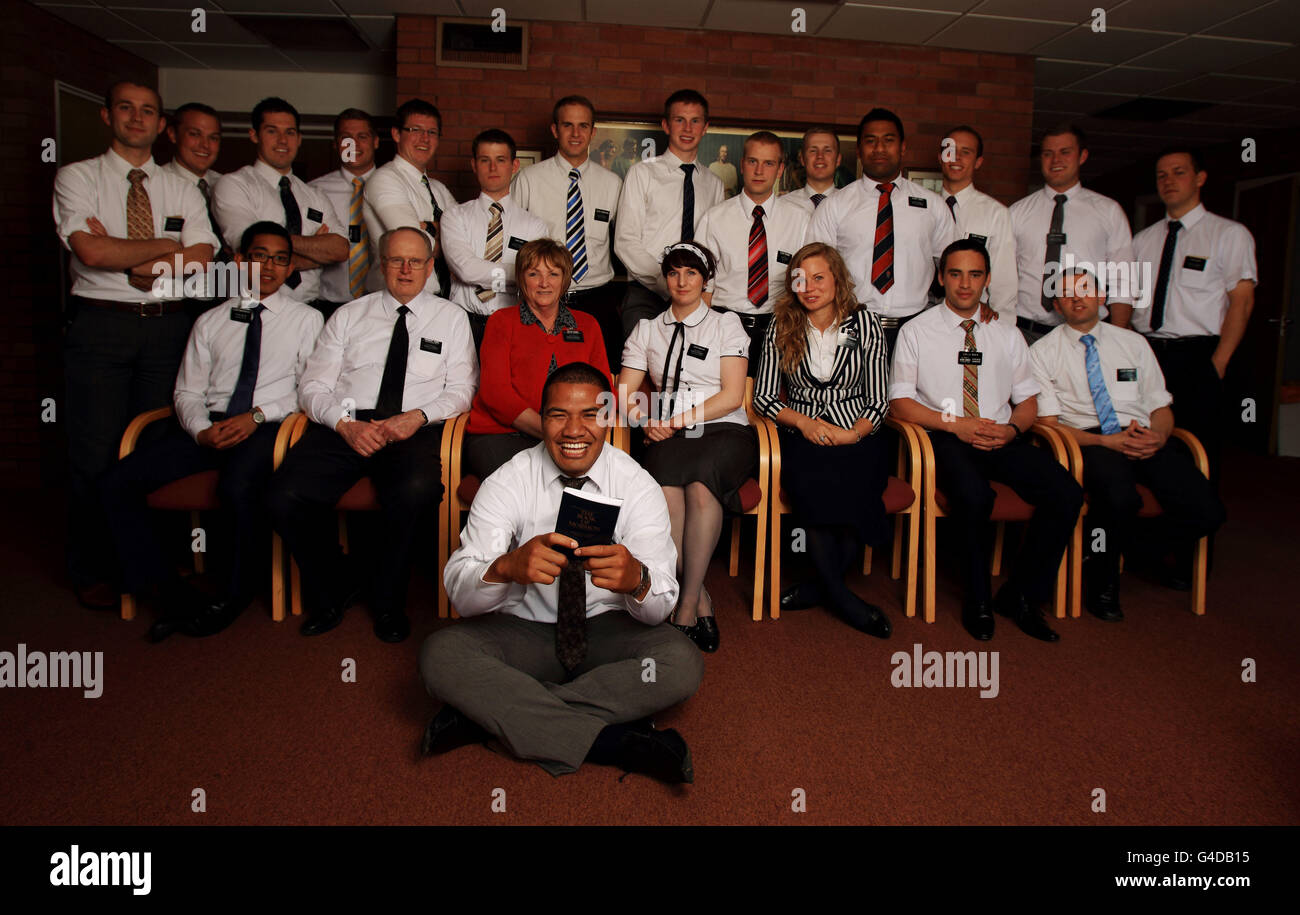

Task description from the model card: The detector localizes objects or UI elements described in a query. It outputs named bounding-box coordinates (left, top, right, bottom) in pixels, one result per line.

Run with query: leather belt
left=1144, top=334, right=1217, bottom=353
left=711, top=308, right=770, bottom=330
left=1016, top=316, right=1058, bottom=336
left=72, top=295, right=186, bottom=317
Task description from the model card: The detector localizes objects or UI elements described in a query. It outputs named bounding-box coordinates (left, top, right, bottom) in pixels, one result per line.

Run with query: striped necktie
left=748, top=204, right=768, bottom=309
left=1081, top=334, right=1121, bottom=434
left=871, top=182, right=894, bottom=294
left=566, top=168, right=588, bottom=284
left=960, top=319, right=979, bottom=418
left=810, top=193, right=826, bottom=208
left=476, top=201, right=504, bottom=302
left=347, top=177, right=371, bottom=299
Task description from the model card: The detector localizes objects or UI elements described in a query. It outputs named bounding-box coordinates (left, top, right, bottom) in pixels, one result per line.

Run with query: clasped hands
left=487, top=533, right=640, bottom=593
left=796, top=415, right=860, bottom=446
left=335, top=410, right=424, bottom=457
left=1104, top=419, right=1166, bottom=460
left=951, top=416, right=1017, bottom=451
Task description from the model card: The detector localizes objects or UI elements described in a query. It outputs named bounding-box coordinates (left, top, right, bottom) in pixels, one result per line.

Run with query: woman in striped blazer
left=754, top=242, right=894, bottom=639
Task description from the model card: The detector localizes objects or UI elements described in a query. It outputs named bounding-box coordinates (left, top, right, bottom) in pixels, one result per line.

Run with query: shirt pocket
left=409, top=349, right=443, bottom=380
left=1178, top=258, right=1216, bottom=291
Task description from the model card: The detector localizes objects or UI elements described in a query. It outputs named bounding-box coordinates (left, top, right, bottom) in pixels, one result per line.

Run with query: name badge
left=836, top=331, right=854, bottom=347
left=967, top=233, right=988, bottom=244
left=908, top=196, right=927, bottom=208
left=563, top=329, right=584, bottom=343
left=1116, top=368, right=1137, bottom=382
left=1183, top=255, right=1207, bottom=271
left=958, top=350, right=983, bottom=366
left=306, top=207, right=324, bottom=224
left=508, top=236, right=526, bottom=251
left=164, top=216, right=185, bottom=232
left=776, top=250, right=793, bottom=265
left=229, top=307, right=253, bottom=323
left=1046, top=232, right=1067, bottom=245
left=420, top=338, right=442, bottom=354
left=349, top=224, right=362, bottom=244
left=686, top=343, right=709, bottom=360
left=594, top=208, right=611, bottom=223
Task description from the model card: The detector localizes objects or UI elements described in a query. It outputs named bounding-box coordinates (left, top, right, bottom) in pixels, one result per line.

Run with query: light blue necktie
left=1081, top=334, right=1120, bottom=434
left=565, top=168, right=588, bottom=284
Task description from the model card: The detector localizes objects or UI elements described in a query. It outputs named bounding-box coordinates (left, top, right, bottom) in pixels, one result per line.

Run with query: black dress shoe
left=185, top=596, right=251, bottom=638
left=420, top=705, right=490, bottom=756
left=75, top=582, right=119, bottom=611
left=779, top=582, right=823, bottom=612
left=611, top=727, right=694, bottom=784
left=300, top=604, right=345, bottom=637
left=962, top=600, right=995, bottom=640
left=1084, top=582, right=1123, bottom=622
left=831, top=596, right=891, bottom=639
left=147, top=615, right=189, bottom=643
left=689, top=616, right=719, bottom=653
left=373, top=611, right=410, bottom=643
left=994, top=588, right=1060, bottom=642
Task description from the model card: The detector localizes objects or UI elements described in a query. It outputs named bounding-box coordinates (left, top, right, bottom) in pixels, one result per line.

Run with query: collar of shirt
left=660, top=149, right=695, bottom=171
left=254, top=157, right=293, bottom=190
left=338, top=165, right=375, bottom=184
left=246, top=287, right=294, bottom=316
left=659, top=300, right=710, bottom=327
left=104, top=148, right=158, bottom=181
left=542, top=439, right=612, bottom=493
left=950, top=183, right=979, bottom=206
left=551, top=154, right=589, bottom=178
left=1041, top=181, right=1081, bottom=203
left=1059, top=320, right=1105, bottom=348
left=518, top=301, right=577, bottom=334
left=473, top=191, right=514, bottom=214
left=164, top=159, right=208, bottom=186
left=740, top=189, right=775, bottom=214
left=393, top=154, right=428, bottom=184
left=941, top=302, right=982, bottom=330
left=1168, top=202, right=1206, bottom=231
left=382, top=288, right=431, bottom=320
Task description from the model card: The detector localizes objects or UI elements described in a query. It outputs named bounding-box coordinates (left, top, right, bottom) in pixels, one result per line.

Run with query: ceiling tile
left=114, top=40, right=208, bottom=67
left=706, top=0, right=835, bottom=35
left=459, top=0, right=584, bottom=19
left=169, top=42, right=298, bottom=70
left=350, top=16, right=395, bottom=49
left=1106, top=0, right=1267, bottom=33
left=846, top=0, right=979, bottom=11
left=1234, top=81, right=1300, bottom=107
left=819, top=5, right=958, bottom=43
left=1032, top=25, right=1176, bottom=64
left=1229, top=46, right=1300, bottom=79
left=1130, top=35, right=1290, bottom=71
left=1032, top=88, right=1127, bottom=114
left=928, top=14, right=1074, bottom=52
left=585, top=0, right=710, bottom=29
left=1204, top=1, right=1300, bottom=42
left=112, top=9, right=268, bottom=44
left=210, top=1, right=341, bottom=12
left=971, top=0, right=1117, bottom=21
left=36, top=6, right=157, bottom=42
left=1153, top=74, right=1294, bottom=103
left=334, top=0, right=461, bottom=12
left=86, top=0, right=219, bottom=9
left=1036, top=58, right=1110, bottom=88
left=1067, top=66, right=1187, bottom=95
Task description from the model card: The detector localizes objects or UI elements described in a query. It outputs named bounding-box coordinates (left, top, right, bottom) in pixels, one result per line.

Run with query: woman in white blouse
left=618, top=243, right=756, bottom=652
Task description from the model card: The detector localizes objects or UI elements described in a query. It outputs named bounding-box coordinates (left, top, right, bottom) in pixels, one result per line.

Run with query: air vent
left=436, top=18, right=528, bottom=71
left=1092, top=98, right=1212, bottom=122
left=230, top=16, right=368, bottom=52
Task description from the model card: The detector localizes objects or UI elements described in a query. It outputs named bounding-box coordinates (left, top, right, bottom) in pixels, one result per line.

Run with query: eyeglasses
left=400, top=126, right=440, bottom=138
left=247, top=251, right=291, bottom=266
left=383, top=257, right=429, bottom=269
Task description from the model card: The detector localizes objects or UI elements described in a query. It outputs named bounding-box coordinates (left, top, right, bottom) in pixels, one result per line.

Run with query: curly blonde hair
left=771, top=242, right=860, bottom=374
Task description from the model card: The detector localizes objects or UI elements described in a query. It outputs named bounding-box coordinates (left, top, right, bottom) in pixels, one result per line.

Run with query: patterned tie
left=566, top=168, right=589, bottom=284
left=810, top=193, right=826, bottom=208
left=374, top=305, right=410, bottom=419
left=960, top=319, right=979, bottom=418
left=126, top=169, right=154, bottom=291
left=279, top=176, right=302, bottom=290
left=420, top=175, right=451, bottom=297
left=871, top=182, right=895, bottom=294
left=748, top=204, right=769, bottom=309
left=680, top=163, right=695, bottom=242
left=476, top=201, right=504, bottom=302
left=348, top=177, right=371, bottom=300
left=555, top=474, right=591, bottom=671
left=1148, top=220, right=1182, bottom=332
left=1081, top=334, right=1121, bottom=434
left=1040, top=193, right=1068, bottom=313
left=225, top=303, right=266, bottom=417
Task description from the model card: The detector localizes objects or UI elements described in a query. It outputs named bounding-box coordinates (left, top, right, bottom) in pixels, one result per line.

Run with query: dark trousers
left=64, top=303, right=192, bottom=586
left=1147, top=335, right=1223, bottom=486
left=927, top=430, right=1083, bottom=604
left=268, top=420, right=444, bottom=617
left=1080, top=437, right=1225, bottom=586
left=310, top=299, right=345, bottom=322
left=620, top=283, right=667, bottom=342
left=566, top=283, right=625, bottom=373
left=882, top=311, right=922, bottom=357
left=101, top=419, right=280, bottom=598
left=713, top=309, right=771, bottom=377
left=467, top=312, right=489, bottom=351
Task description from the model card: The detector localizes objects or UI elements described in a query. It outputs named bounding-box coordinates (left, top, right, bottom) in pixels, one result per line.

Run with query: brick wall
left=396, top=16, right=1035, bottom=205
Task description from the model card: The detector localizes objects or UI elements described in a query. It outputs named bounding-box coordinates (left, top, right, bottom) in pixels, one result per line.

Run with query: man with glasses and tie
left=363, top=98, right=458, bottom=299
left=613, top=89, right=725, bottom=340
left=212, top=97, right=347, bottom=316
left=309, top=108, right=383, bottom=319
left=270, top=227, right=477, bottom=644
left=102, top=222, right=322, bottom=641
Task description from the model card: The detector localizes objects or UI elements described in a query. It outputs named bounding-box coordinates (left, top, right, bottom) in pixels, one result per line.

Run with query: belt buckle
left=138, top=300, right=164, bottom=318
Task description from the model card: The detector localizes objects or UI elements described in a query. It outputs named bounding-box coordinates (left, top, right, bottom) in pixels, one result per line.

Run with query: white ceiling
left=30, top=0, right=1300, bottom=175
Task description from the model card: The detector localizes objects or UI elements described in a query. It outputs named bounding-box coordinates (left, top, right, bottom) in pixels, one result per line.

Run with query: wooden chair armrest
left=272, top=413, right=303, bottom=469
left=442, top=411, right=469, bottom=474
left=1028, top=421, right=1069, bottom=468
left=1170, top=427, right=1209, bottom=479
left=1043, top=422, right=1085, bottom=483
left=883, top=416, right=924, bottom=492
left=287, top=412, right=310, bottom=447
left=119, top=407, right=175, bottom=459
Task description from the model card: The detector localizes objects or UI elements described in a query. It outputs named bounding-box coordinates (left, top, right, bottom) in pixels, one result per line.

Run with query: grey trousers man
left=420, top=612, right=703, bottom=775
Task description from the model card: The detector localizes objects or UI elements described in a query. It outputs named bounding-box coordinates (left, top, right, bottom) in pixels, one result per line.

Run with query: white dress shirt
left=440, top=192, right=548, bottom=316
left=444, top=441, right=679, bottom=625
left=784, top=183, right=838, bottom=213
left=309, top=165, right=382, bottom=303
left=614, top=150, right=725, bottom=297
left=1129, top=204, right=1258, bottom=339
left=696, top=190, right=810, bottom=315
left=621, top=300, right=750, bottom=426
left=212, top=159, right=346, bottom=304
left=808, top=174, right=956, bottom=319
left=1009, top=182, right=1134, bottom=325
left=53, top=149, right=218, bottom=301
left=940, top=183, right=1018, bottom=318
left=299, top=288, right=478, bottom=429
left=1030, top=321, right=1172, bottom=430
left=161, top=160, right=222, bottom=193
left=890, top=301, right=1038, bottom=425
left=173, top=288, right=323, bottom=439
left=362, top=154, right=458, bottom=296
left=512, top=153, right=622, bottom=291
left=805, top=319, right=842, bottom=382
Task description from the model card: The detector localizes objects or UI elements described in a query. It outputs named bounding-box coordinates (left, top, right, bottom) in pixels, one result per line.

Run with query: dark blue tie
left=226, top=303, right=266, bottom=416
left=680, top=163, right=695, bottom=242
left=279, top=176, right=302, bottom=290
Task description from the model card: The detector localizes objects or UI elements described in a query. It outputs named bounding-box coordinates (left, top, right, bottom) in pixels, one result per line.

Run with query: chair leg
left=991, top=521, right=1004, bottom=577
left=1054, top=553, right=1067, bottom=619
left=923, top=509, right=938, bottom=624
left=904, top=509, right=918, bottom=619
left=1192, top=535, right=1208, bottom=615
left=890, top=512, right=903, bottom=580
left=751, top=508, right=766, bottom=623
left=120, top=594, right=136, bottom=621
left=271, top=532, right=285, bottom=622
left=862, top=545, right=873, bottom=575
left=729, top=516, right=741, bottom=577
left=291, top=559, right=302, bottom=617
left=770, top=510, right=782, bottom=621
left=191, top=510, right=205, bottom=574
left=1070, top=515, right=1084, bottom=619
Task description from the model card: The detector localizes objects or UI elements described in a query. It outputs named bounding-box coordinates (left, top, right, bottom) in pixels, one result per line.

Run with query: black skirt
left=639, top=422, right=758, bottom=514
left=778, top=425, right=892, bottom=545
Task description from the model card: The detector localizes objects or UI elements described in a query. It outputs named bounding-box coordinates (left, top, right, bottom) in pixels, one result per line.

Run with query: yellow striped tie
left=960, top=319, right=979, bottom=418
left=348, top=177, right=371, bottom=300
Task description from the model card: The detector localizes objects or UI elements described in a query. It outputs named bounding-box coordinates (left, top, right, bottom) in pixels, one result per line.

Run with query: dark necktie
left=225, top=303, right=266, bottom=417
left=422, top=175, right=451, bottom=297
left=1148, top=219, right=1183, bottom=332
left=930, top=194, right=958, bottom=299
left=279, top=176, right=302, bottom=290
left=374, top=305, right=410, bottom=419
left=748, top=204, right=768, bottom=309
left=871, top=182, right=894, bottom=294
left=555, top=474, right=591, bottom=671
left=810, top=193, right=826, bottom=208
left=946, top=194, right=957, bottom=219
left=660, top=321, right=687, bottom=420
left=196, top=177, right=228, bottom=259
left=680, top=163, right=695, bottom=242
left=1040, top=193, right=1068, bottom=313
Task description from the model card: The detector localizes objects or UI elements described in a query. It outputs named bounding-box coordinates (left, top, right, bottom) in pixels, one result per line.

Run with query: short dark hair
left=939, top=237, right=990, bottom=274
left=333, top=108, right=374, bottom=137
left=801, top=126, right=839, bottom=149
left=104, top=81, right=162, bottom=112
left=1041, top=122, right=1087, bottom=153
left=252, top=97, right=299, bottom=132
left=540, top=361, right=611, bottom=412
left=239, top=220, right=293, bottom=258
left=172, top=102, right=219, bottom=128
left=1154, top=145, right=1205, bottom=174
left=743, top=130, right=784, bottom=161
left=395, top=98, right=442, bottom=132
left=945, top=124, right=984, bottom=158
left=858, top=108, right=904, bottom=143
left=472, top=128, right=517, bottom=160
left=663, top=89, right=709, bottom=123
left=661, top=241, right=717, bottom=280
left=552, top=95, right=596, bottom=125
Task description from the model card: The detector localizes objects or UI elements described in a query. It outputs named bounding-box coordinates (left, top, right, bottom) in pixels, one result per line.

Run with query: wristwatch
left=632, top=561, right=651, bottom=601
left=416, top=408, right=429, bottom=426
left=251, top=407, right=266, bottom=425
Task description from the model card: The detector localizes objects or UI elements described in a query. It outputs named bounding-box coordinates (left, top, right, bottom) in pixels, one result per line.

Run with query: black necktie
left=196, top=177, right=228, bottom=259
left=946, top=194, right=957, bottom=219
left=374, top=305, right=410, bottom=419
left=660, top=321, right=687, bottom=420
left=810, top=193, right=826, bottom=208
left=556, top=474, right=591, bottom=671
left=680, top=164, right=695, bottom=242
left=279, top=176, right=302, bottom=290
left=225, top=303, right=265, bottom=417
left=1041, top=193, right=1067, bottom=313
left=422, top=175, right=451, bottom=297
left=1148, top=220, right=1183, bottom=332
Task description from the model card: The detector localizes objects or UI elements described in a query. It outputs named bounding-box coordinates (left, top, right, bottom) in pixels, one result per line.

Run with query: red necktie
left=871, top=182, right=894, bottom=294
left=747, top=204, right=768, bottom=309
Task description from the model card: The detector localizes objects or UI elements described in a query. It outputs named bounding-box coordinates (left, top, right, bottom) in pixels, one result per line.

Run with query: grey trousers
left=420, top=612, right=705, bottom=775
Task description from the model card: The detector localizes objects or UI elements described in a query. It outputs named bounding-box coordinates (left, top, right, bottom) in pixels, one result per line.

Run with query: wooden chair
left=914, top=422, right=1071, bottom=624
left=766, top=415, right=923, bottom=621
left=116, top=407, right=297, bottom=622
left=1056, top=426, right=1210, bottom=617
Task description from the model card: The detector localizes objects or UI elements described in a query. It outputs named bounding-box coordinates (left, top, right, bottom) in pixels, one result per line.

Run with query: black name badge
left=164, top=216, right=185, bottom=232
left=306, top=207, right=324, bottom=224
left=420, top=338, right=442, bottom=354
left=908, top=196, right=927, bottom=208
left=349, top=224, right=362, bottom=244
left=957, top=350, right=983, bottom=365
left=1183, top=255, right=1207, bottom=271
left=229, top=307, right=253, bottom=323
left=508, top=236, right=526, bottom=251
left=686, top=343, right=709, bottom=360
left=968, top=233, right=988, bottom=244
left=1046, top=232, right=1067, bottom=245
left=594, top=208, right=611, bottom=223
left=776, top=250, right=793, bottom=265
left=563, top=329, right=584, bottom=343
left=1116, top=368, right=1137, bottom=382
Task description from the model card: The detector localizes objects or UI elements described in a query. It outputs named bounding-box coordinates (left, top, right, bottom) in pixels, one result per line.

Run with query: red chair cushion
left=457, top=475, right=481, bottom=505
left=777, top=476, right=913, bottom=514
left=336, top=478, right=379, bottom=511
left=145, top=471, right=220, bottom=510
left=737, top=478, right=762, bottom=513
left=1135, top=484, right=1162, bottom=518
left=935, top=481, right=1034, bottom=521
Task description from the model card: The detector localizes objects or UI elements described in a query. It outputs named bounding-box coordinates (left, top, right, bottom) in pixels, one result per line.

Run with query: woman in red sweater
left=463, top=239, right=611, bottom=479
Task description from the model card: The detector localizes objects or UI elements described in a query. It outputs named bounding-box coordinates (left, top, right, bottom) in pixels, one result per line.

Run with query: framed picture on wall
left=516, top=149, right=543, bottom=168
left=903, top=168, right=945, bottom=195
